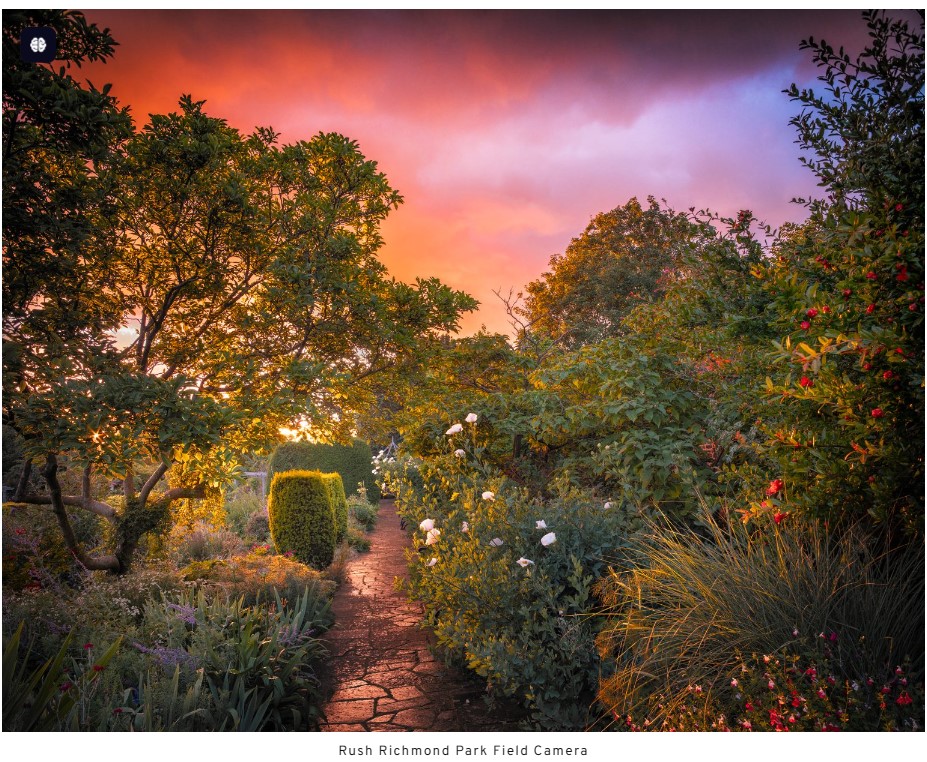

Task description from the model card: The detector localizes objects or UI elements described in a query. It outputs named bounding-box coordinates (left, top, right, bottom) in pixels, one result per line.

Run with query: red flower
left=806, top=307, right=819, bottom=318
left=60, top=682, right=73, bottom=692
left=896, top=265, right=909, bottom=282
left=882, top=370, right=894, bottom=381
left=895, top=203, right=903, bottom=212
left=842, top=289, right=852, bottom=298
left=821, top=305, right=830, bottom=314
left=800, top=320, right=811, bottom=330
left=774, top=511, right=788, bottom=525
left=745, top=702, right=755, bottom=711
left=766, top=479, right=784, bottom=496
left=817, top=688, right=827, bottom=699
left=863, top=362, right=872, bottom=371
left=865, top=304, right=876, bottom=314
left=871, top=408, right=884, bottom=418
left=83, top=643, right=94, bottom=650
left=866, top=271, right=877, bottom=280
left=897, top=691, right=914, bottom=706
left=799, top=376, right=813, bottom=388
left=112, top=707, right=124, bottom=715
left=92, top=664, right=105, bottom=673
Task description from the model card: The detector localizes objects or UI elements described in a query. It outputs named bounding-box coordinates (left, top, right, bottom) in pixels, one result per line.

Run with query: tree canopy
left=2, top=11, right=476, bottom=572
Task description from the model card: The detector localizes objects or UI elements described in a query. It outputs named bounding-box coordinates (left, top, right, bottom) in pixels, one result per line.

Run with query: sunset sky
left=79, top=9, right=883, bottom=336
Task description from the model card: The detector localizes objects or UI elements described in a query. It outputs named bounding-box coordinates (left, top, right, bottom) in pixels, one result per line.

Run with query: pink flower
left=800, top=320, right=811, bottom=330
left=806, top=308, right=819, bottom=318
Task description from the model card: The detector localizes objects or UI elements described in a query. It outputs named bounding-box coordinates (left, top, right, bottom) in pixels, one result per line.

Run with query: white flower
left=461, top=521, right=469, bottom=533
left=482, top=491, right=495, bottom=501
left=465, top=412, right=478, bottom=424
left=540, top=532, right=557, bottom=547
left=425, top=528, right=441, bottom=545
left=454, top=449, right=465, bottom=458
left=426, top=557, right=437, bottom=567
left=535, top=520, right=547, bottom=529
left=489, top=537, right=504, bottom=547
left=516, top=557, right=534, bottom=568
left=419, top=518, right=435, bottom=532
left=446, top=423, right=463, bottom=435
left=603, top=501, right=612, bottom=510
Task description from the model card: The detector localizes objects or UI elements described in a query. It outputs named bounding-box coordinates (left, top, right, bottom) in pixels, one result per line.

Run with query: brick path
left=319, top=499, right=524, bottom=732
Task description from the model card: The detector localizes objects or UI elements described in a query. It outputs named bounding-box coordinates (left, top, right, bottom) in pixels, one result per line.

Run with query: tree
left=3, top=18, right=476, bottom=573
left=523, top=196, right=709, bottom=348
left=758, top=10, right=924, bottom=531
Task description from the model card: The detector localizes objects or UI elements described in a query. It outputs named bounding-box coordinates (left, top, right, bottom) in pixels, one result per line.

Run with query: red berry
left=883, top=371, right=894, bottom=381
left=800, top=376, right=813, bottom=388
left=866, top=304, right=875, bottom=314
left=871, top=408, right=884, bottom=418
left=866, top=271, right=877, bottom=280
left=800, top=320, right=811, bottom=330
left=895, top=203, right=903, bottom=212
left=806, top=308, right=819, bottom=318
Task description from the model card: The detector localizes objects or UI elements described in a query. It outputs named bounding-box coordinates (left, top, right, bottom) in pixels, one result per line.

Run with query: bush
left=349, top=495, right=379, bottom=532
left=322, top=473, right=348, bottom=543
left=166, top=521, right=245, bottom=566
left=267, top=471, right=336, bottom=570
left=594, top=512, right=925, bottom=729
left=223, top=487, right=263, bottom=537
left=399, top=466, right=628, bottom=730
left=179, top=549, right=335, bottom=610
left=244, top=508, right=270, bottom=543
left=268, top=439, right=380, bottom=504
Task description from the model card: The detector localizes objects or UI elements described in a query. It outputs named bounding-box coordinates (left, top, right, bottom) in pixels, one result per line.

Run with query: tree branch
left=13, top=459, right=32, bottom=502
left=41, top=454, right=119, bottom=571
left=139, top=460, right=170, bottom=506
left=17, top=492, right=117, bottom=521
left=160, top=484, right=206, bottom=502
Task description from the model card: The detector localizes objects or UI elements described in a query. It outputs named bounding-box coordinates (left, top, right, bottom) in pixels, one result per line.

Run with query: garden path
left=319, top=499, right=523, bottom=732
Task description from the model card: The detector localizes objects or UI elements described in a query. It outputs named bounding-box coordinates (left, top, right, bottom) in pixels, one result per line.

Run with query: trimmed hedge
left=322, top=473, right=349, bottom=543
left=268, top=470, right=335, bottom=570
left=268, top=440, right=380, bottom=504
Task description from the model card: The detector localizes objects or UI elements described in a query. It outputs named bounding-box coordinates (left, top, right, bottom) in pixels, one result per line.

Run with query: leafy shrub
left=268, top=470, right=336, bottom=570
left=400, top=465, right=627, bottom=729
left=349, top=495, right=379, bottom=532
left=179, top=549, right=335, bottom=610
left=322, top=472, right=348, bottom=542
left=345, top=528, right=371, bottom=553
left=223, top=487, right=263, bottom=537
left=3, top=623, right=122, bottom=731
left=244, top=507, right=270, bottom=543
left=2, top=502, right=103, bottom=591
left=167, top=520, right=245, bottom=566
left=611, top=650, right=922, bottom=732
left=594, top=512, right=925, bottom=728
left=268, top=439, right=380, bottom=504
left=128, top=587, right=331, bottom=730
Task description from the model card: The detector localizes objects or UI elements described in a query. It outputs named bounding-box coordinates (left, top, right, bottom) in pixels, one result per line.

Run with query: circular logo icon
left=30, top=36, right=46, bottom=53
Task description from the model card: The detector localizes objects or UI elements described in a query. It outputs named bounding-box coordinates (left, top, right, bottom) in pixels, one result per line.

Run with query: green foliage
left=392, top=447, right=627, bottom=729
left=753, top=11, right=924, bottom=530
left=2, top=502, right=103, bottom=591
left=3, top=624, right=122, bottom=731
left=594, top=513, right=925, bottom=728
left=131, top=588, right=331, bottom=730
left=321, top=473, right=349, bottom=543
left=269, top=439, right=381, bottom=504
left=179, top=549, right=335, bottom=609
left=524, top=196, right=711, bottom=348
left=167, top=521, right=245, bottom=566
left=349, top=495, right=379, bottom=532
left=267, top=470, right=336, bottom=570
